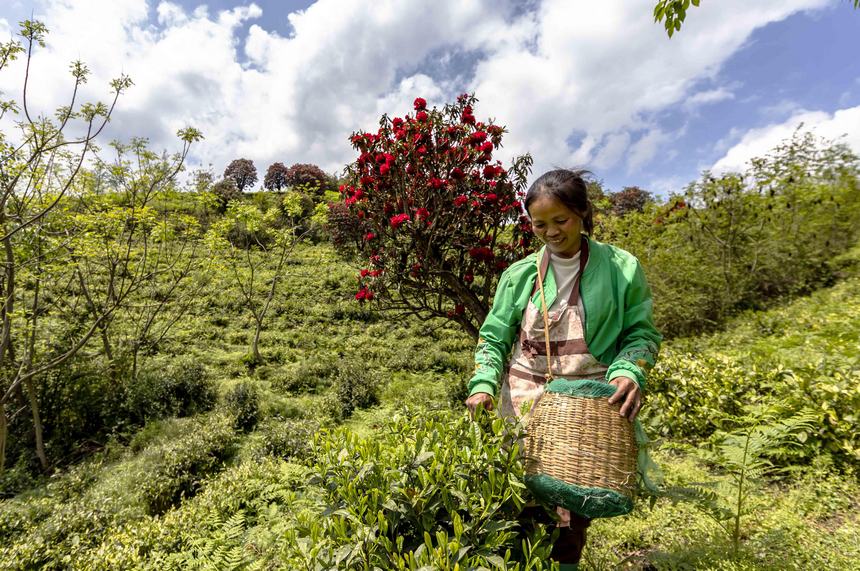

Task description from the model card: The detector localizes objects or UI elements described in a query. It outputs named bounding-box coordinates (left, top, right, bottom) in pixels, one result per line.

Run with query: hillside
left=0, top=242, right=858, bottom=570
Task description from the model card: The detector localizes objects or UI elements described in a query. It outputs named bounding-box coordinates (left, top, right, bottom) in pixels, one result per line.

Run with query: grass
left=2, top=240, right=860, bottom=569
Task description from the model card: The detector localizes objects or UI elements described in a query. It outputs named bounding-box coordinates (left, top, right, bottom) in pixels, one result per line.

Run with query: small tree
left=285, top=163, right=329, bottom=195
left=263, top=161, right=289, bottom=191
left=212, top=178, right=241, bottom=212
left=610, top=185, right=653, bottom=216
left=223, top=158, right=257, bottom=192
left=330, top=94, right=533, bottom=340
left=206, top=202, right=304, bottom=365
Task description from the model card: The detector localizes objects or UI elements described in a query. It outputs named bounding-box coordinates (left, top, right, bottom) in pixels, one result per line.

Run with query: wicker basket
left=523, top=379, right=638, bottom=519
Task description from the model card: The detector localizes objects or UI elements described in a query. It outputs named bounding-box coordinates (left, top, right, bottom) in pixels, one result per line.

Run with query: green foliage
left=122, top=357, right=217, bottom=426
left=225, top=381, right=261, bottom=432
left=293, top=409, right=556, bottom=569
left=332, top=358, right=381, bottom=419
left=647, top=274, right=860, bottom=466
left=600, top=132, right=860, bottom=337
left=255, top=417, right=320, bottom=462
left=657, top=410, right=817, bottom=556
left=137, top=413, right=239, bottom=516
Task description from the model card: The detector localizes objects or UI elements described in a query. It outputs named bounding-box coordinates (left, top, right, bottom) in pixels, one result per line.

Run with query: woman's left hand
left=607, top=376, right=641, bottom=422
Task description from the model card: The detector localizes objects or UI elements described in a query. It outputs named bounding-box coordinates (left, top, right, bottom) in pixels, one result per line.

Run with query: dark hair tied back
left=524, top=168, right=595, bottom=234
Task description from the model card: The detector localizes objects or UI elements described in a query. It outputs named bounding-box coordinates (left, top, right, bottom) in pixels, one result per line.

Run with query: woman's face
left=528, top=194, right=583, bottom=258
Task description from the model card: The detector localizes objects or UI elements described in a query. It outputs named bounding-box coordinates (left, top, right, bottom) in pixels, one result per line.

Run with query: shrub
left=211, top=178, right=241, bottom=212
left=257, top=417, right=320, bottom=462
left=297, top=409, right=555, bottom=568
left=139, top=413, right=238, bottom=515
left=333, top=358, right=380, bottom=419
left=121, top=357, right=216, bottom=426
left=224, top=381, right=261, bottom=432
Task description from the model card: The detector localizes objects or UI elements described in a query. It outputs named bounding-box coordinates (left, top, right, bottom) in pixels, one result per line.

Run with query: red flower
left=483, top=165, right=498, bottom=179
left=364, top=232, right=376, bottom=241
left=406, top=163, right=415, bottom=175
left=470, top=131, right=487, bottom=144
left=390, top=213, right=410, bottom=228
left=453, top=195, right=468, bottom=207
left=414, top=97, right=427, bottom=111
left=480, top=141, right=493, bottom=153
left=469, top=246, right=494, bottom=262
left=360, top=269, right=370, bottom=278
left=416, top=145, right=427, bottom=155
left=454, top=304, right=465, bottom=315
left=461, top=105, right=476, bottom=125
left=429, top=177, right=445, bottom=189
left=464, top=273, right=474, bottom=283
left=392, top=117, right=404, bottom=128
left=379, top=163, right=390, bottom=175
left=370, top=269, right=383, bottom=277
left=495, top=260, right=509, bottom=271
left=451, top=167, right=465, bottom=180
left=416, top=110, right=428, bottom=122
left=415, top=207, right=430, bottom=221
left=355, top=287, right=373, bottom=301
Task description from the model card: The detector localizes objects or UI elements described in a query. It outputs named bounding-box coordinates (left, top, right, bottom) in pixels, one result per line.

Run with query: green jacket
left=468, top=236, right=661, bottom=397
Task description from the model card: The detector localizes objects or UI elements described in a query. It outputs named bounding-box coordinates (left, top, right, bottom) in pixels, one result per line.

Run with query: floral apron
left=498, top=240, right=608, bottom=526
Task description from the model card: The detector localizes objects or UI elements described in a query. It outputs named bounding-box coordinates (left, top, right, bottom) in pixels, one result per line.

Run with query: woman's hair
left=524, top=168, right=594, bottom=234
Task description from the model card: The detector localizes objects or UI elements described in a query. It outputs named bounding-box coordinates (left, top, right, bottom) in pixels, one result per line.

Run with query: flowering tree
left=331, top=94, right=534, bottom=340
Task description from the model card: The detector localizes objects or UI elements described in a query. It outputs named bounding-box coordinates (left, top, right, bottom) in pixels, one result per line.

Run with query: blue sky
left=1, top=0, right=858, bottom=196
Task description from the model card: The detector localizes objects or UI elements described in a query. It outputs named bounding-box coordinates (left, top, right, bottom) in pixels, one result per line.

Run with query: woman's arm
left=605, top=259, right=662, bottom=392
left=467, top=269, right=523, bottom=399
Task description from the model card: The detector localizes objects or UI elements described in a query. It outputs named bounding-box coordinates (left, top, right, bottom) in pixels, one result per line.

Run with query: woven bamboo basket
left=523, top=379, right=638, bottom=518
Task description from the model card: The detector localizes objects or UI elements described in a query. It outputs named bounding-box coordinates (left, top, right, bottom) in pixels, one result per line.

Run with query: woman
left=464, top=169, right=661, bottom=569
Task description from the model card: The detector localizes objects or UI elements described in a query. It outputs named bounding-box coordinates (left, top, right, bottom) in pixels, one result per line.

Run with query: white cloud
left=712, top=105, right=860, bottom=174
left=683, top=87, right=735, bottom=112
left=0, top=0, right=834, bottom=187
left=627, top=128, right=672, bottom=171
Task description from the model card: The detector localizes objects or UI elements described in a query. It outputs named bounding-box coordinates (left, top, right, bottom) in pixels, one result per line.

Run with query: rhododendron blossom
left=332, top=93, right=534, bottom=339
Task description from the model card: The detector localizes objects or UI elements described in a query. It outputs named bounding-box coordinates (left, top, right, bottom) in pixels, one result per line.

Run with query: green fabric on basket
left=526, top=378, right=663, bottom=518
left=525, top=473, right=634, bottom=518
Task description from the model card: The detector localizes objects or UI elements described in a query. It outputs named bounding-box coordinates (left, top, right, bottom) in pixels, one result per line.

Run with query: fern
left=167, top=510, right=250, bottom=570
left=655, top=408, right=816, bottom=556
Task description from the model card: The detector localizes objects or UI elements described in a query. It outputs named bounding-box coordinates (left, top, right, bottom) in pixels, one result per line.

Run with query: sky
left=1, top=0, right=858, bottom=196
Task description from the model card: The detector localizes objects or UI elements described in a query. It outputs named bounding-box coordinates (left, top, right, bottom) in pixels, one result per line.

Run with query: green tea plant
left=298, top=409, right=556, bottom=568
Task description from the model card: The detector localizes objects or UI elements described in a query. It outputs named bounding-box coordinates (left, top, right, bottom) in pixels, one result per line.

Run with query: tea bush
left=295, top=408, right=556, bottom=569
left=121, top=356, right=217, bottom=426
left=224, top=381, right=261, bottom=432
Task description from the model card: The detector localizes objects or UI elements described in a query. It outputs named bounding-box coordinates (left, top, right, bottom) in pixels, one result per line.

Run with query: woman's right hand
left=465, top=392, right=494, bottom=418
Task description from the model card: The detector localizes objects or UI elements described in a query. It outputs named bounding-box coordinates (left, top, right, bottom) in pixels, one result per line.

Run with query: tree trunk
left=23, top=377, right=47, bottom=470
left=251, top=320, right=263, bottom=364
left=0, top=403, right=6, bottom=474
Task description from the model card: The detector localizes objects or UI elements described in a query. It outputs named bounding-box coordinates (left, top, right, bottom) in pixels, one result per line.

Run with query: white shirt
left=548, top=251, right=585, bottom=316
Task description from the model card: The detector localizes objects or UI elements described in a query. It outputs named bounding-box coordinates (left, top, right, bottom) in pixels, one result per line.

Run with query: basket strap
left=535, top=237, right=590, bottom=383
left=535, top=250, right=553, bottom=381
